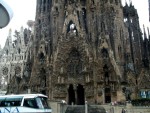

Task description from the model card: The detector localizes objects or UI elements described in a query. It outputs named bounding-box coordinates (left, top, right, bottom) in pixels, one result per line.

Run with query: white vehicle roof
left=0, top=94, right=47, bottom=99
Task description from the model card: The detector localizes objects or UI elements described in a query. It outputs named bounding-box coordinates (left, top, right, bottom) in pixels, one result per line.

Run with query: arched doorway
left=105, top=88, right=111, bottom=103
left=77, top=84, right=85, bottom=105
left=68, top=84, right=75, bottom=105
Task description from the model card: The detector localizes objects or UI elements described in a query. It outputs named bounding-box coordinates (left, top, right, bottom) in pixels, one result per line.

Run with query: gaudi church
left=1, top=0, right=150, bottom=104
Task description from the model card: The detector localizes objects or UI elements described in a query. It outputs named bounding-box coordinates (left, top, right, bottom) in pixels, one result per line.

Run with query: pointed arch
left=66, top=20, right=78, bottom=34
left=101, top=47, right=108, bottom=58
left=38, top=52, right=45, bottom=63
left=67, top=20, right=74, bottom=33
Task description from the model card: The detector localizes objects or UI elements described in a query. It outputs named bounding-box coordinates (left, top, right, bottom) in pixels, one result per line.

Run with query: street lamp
left=0, top=0, right=13, bottom=28
left=61, top=100, right=66, bottom=113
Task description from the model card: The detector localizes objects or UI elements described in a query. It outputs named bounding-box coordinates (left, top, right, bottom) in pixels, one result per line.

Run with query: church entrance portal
left=68, top=84, right=75, bottom=105
left=77, top=84, right=85, bottom=105
left=105, top=88, right=111, bottom=103
left=68, top=84, right=85, bottom=105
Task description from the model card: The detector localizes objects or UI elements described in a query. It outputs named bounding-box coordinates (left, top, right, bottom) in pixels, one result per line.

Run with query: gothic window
left=41, top=76, right=46, bottom=88
left=39, top=52, right=45, bottom=63
left=126, top=54, right=130, bottom=62
left=53, top=6, right=59, bottom=17
left=67, top=20, right=77, bottom=34
left=67, top=48, right=82, bottom=75
left=82, top=8, right=87, bottom=32
left=110, top=7, right=114, bottom=13
left=120, top=28, right=123, bottom=39
left=142, top=58, right=149, bottom=68
left=103, top=65, right=108, bottom=71
left=40, top=68, right=46, bottom=88
left=103, top=65, right=109, bottom=84
left=101, top=22, right=105, bottom=32
left=38, top=19, right=41, bottom=25
left=40, top=68, right=46, bottom=74
left=18, top=48, right=21, bottom=54
left=101, top=48, right=108, bottom=58
left=6, top=50, right=8, bottom=55
left=55, top=7, right=58, bottom=12
left=135, top=58, right=139, bottom=71
left=118, top=45, right=122, bottom=59
left=69, top=48, right=80, bottom=59
left=25, top=54, right=26, bottom=60
left=43, top=0, right=46, bottom=12
left=47, top=1, right=50, bottom=10
left=68, top=61, right=74, bottom=74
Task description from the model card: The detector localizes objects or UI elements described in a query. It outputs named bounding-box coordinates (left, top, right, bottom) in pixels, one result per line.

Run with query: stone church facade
left=0, top=25, right=34, bottom=94
left=5, top=0, right=150, bottom=104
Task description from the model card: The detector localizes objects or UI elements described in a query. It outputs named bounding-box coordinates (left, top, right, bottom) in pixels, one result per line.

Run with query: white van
left=0, top=94, right=52, bottom=113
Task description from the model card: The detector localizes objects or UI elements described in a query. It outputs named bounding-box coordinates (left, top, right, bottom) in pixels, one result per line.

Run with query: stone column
left=66, top=85, right=69, bottom=104
left=74, top=84, right=77, bottom=105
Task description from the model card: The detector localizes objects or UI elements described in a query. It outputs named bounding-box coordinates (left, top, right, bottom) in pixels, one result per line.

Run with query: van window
left=0, top=96, right=23, bottom=107
left=36, top=97, right=50, bottom=109
left=23, top=98, right=38, bottom=108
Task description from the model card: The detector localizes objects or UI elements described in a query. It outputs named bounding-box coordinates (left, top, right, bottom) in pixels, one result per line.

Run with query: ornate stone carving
left=2, top=67, right=8, bottom=76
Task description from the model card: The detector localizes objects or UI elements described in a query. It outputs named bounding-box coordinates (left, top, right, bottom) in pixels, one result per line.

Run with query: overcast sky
left=0, top=0, right=149, bottom=48
left=0, top=0, right=36, bottom=48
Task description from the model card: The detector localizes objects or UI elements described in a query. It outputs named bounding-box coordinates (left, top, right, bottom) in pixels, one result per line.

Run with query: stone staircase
left=65, top=105, right=106, bottom=113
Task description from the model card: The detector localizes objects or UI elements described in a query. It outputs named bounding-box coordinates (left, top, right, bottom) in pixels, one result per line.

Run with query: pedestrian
left=121, top=108, right=126, bottom=113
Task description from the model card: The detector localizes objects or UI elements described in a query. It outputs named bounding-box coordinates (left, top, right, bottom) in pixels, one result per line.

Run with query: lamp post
left=85, top=101, right=88, bottom=113
left=61, top=100, right=66, bottom=113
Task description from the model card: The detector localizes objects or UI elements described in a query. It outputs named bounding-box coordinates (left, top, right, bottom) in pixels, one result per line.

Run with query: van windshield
left=0, top=96, right=23, bottom=107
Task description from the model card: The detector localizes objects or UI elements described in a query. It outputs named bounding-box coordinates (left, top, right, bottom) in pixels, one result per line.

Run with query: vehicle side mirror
left=0, top=0, right=13, bottom=28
